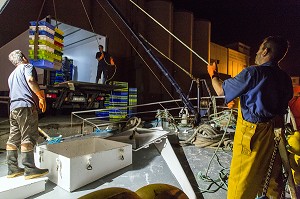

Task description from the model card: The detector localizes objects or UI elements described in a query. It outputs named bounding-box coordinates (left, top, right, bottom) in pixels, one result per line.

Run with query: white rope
left=140, top=34, right=195, bottom=80
left=128, top=0, right=209, bottom=65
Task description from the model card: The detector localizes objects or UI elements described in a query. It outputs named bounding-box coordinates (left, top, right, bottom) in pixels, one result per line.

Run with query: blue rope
left=47, top=135, right=62, bottom=145
left=92, top=128, right=113, bottom=135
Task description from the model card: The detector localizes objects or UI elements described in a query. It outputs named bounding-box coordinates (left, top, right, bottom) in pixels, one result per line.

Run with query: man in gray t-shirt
left=6, top=50, right=48, bottom=179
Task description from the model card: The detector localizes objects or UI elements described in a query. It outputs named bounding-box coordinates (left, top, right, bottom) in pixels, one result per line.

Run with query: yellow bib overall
left=227, top=104, right=284, bottom=199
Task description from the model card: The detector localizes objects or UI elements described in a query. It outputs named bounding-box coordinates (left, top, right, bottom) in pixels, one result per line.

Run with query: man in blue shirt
left=7, top=50, right=48, bottom=179
left=207, top=36, right=293, bottom=198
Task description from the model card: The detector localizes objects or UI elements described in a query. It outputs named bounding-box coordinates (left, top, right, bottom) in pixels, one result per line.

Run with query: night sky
left=173, top=0, right=300, bottom=76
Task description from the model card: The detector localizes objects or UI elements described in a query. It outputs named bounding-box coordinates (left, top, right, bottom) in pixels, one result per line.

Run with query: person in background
left=7, top=50, right=48, bottom=179
left=95, top=45, right=115, bottom=84
left=207, top=36, right=293, bottom=198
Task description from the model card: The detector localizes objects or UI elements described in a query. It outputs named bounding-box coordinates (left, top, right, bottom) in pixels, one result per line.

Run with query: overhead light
left=0, top=0, right=10, bottom=14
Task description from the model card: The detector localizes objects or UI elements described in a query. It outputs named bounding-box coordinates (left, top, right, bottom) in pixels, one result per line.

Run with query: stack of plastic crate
left=109, top=81, right=128, bottom=120
left=54, top=27, right=64, bottom=66
left=95, top=94, right=110, bottom=119
left=28, top=21, right=64, bottom=70
left=128, top=88, right=137, bottom=117
left=54, top=70, right=64, bottom=84
left=49, top=71, right=56, bottom=85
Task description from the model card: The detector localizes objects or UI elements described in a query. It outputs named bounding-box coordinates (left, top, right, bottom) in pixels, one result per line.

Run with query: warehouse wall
left=210, top=42, right=249, bottom=77
left=0, top=31, right=29, bottom=91
left=210, top=42, right=228, bottom=75
left=143, top=0, right=174, bottom=101
left=227, top=48, right=248, bottom=77
left=173, top=11, right=194, bottom=94
left=193, top=20, right=211, bottom=78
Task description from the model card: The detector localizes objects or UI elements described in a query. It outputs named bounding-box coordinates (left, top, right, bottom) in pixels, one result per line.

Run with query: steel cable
left=95, top=0, right=180, bottom=108
left=128, top=0, right=209, bottom=65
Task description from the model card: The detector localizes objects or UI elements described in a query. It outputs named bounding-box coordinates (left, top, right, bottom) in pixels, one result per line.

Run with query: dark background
left=173, top=0, right=300, bottom=75
left=0, top=0, right=299, bottom=76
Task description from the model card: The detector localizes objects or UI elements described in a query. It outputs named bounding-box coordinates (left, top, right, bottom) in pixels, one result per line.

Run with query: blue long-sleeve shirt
left=222, top=62, right=293, bottom=123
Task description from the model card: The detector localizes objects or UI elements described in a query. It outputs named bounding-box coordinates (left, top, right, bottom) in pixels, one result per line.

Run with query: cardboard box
left=35, top=137, right=132, bottom=192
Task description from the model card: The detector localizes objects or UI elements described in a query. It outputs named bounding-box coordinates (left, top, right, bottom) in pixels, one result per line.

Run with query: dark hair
left=99, top=45, right=103, bottom=48
left=262, top=36, right=289, bottom=62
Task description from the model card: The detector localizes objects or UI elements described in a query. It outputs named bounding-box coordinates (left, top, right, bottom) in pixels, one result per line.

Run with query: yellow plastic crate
left=55, top=27, right=64, bottom=36
left=29, top=35, right=54, bottom=44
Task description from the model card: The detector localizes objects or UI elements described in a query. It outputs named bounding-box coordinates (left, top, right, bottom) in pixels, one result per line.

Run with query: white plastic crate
left=29, top=44, right=55, bottom=53
left=29, top=25, right=55, bottom=35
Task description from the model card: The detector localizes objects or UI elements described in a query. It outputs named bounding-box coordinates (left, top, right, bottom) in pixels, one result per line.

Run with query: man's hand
left=207, top=62, right=218, bottom=79
left=227, top=98, right=239, bottom=109
left=98, top=53, right=104, bottom=61
left=227, top=100, right=235, bottom=109
left=110, top=57, right=115, bottom=65
left=35, top=90, right=46, bottom=113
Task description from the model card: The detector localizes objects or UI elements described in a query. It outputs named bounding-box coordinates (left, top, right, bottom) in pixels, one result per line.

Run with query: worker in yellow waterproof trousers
left=207, top=36, right=293, bottom=198
left=227, top=104, right=284, bottom=198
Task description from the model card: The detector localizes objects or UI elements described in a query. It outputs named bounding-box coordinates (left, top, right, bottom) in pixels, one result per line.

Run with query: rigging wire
left=34, top=0, right=46, bottom=60
left=139, top=34, right=196, bottom=80
left=80, top=0, right=100, bottom=46
left=81, top=0, right=117, bottom=82
left=105, top=64, right=117, bottom=83
left=95, top=0, right=180, bottom=108
left=52, top=0, right=58, bottom=27
left=198, top=109, right=233, bottom=192
left=128, top=0, right=209, bottom=65
left=102, top=54, right=117, bottom=83
left=36, top=0, right=46, bottom=22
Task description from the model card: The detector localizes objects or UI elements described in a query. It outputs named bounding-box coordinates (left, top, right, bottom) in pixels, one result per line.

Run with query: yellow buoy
left=287, top=131, right=300, bottom=156
left=135, top=183, right=188, bottom=199
left=79, top=187, right=142, bottom=199
left=289, top=153, right=300, bottom=172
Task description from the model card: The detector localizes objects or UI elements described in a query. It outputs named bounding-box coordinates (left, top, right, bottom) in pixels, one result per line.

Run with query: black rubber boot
left=7, top=150, right=24, bottom=178
left=22, top=151, right=49, bottom=180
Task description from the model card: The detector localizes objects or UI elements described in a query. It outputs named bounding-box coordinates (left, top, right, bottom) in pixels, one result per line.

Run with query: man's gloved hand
left=227, top=100, right=235, bottom=109
left=207, top=62, right=218, bottom=79
left=110, top=57, right=115, bottom=65
left=35, top=90, right=46, bottom=113
left=98, top=53, right=104, bottom=61
left=227, top=98, right=239, bottom=109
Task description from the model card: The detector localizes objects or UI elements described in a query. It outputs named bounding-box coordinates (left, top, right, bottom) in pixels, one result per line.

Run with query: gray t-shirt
left=8, top=63, right=38, bottom=111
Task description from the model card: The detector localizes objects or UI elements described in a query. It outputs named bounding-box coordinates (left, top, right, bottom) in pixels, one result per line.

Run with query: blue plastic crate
left=109, top=108, right=127, bottom=113
left=29, top=59, right=54, bottom=70
left=29, top=30, right=54, bottom=39
left=29, top=21, right=55, bottom=30
left=110, top=98, right=128, bottom=103
left=111, top=91, right=128, bottom=96
left=95, top=111, right=109, bottom=117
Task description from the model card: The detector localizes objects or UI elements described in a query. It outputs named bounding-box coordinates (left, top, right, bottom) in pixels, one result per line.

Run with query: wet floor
left=0, top=113, right=230, bottom=199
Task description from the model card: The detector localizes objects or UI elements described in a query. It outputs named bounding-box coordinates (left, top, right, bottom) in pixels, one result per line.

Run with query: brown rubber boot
left=7, top=150, right=24, bottom=178
left=22, top=151, right=49, bottom=180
